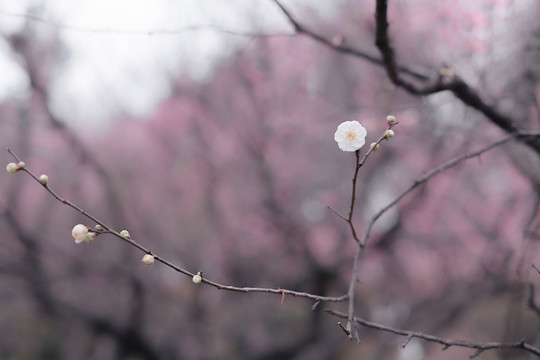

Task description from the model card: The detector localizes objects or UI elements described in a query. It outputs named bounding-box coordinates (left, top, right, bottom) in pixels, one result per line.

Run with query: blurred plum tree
left=1, top=1, right=540, bottom=359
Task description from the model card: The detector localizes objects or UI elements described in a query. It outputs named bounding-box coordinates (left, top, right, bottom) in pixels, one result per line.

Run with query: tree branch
left=359, top=131, right=540, bottom=248
left=372, top=0, right=540, bottom=155
left=273, top=0, right=540, bottom=154
left=272, top=0, right=429, bottom=81
left=340, top=130, right=540, bottom=341
left=5, top=147, right=347, bottom=304
left=326, top=309, right=540, bottom=358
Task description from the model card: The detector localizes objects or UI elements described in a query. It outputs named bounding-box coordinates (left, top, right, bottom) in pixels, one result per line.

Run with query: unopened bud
left=120, top=230, right=130, bottom=239
left=141, top=254, right=155, bottom=265
left=6, top=162, right=18, bottom=174
left=17, top=161, right=25, bottom=169
left=370, top=142, right=380, bottom=151
left=84, top=232, right=96, bottom=243
left=39, top=174, right=48, bottom=185
left=95, top=224, right=103, bottom=231
left=386, top=115, right=396, bottom=125
left=384, top=130, right=395, bottom=140
left=192, top=272, right=203, bottom=284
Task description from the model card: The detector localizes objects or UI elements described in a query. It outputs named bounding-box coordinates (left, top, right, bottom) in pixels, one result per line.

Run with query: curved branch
left=5, top=147, right=347, bottom=304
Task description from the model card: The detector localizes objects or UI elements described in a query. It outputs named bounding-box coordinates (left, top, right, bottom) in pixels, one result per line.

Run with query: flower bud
left=120, top=230, right=130, bottom=239
left=384, top=130, right=395, bottom=140
left=72, top=224, right=89, bottom=243
left=192, top=272, right=202, bottom=284
left=95, top=224, right=103, bottom=231
left=386, top=115, right=396, bottom=125
left=84, top=232, right=96, bottom=243
left=39, top=174, right=48, bottom=185
left=17, top=161, right=25, bottom=169
left=6, top=163, right=18, bottom=174
left=141, top=254, right=155, bottom=265
left=370, top=142, right=380, bottom=151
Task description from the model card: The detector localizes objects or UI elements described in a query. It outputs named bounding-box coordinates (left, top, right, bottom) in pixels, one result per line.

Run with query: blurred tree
left=1, top=1, right=540, bottom=359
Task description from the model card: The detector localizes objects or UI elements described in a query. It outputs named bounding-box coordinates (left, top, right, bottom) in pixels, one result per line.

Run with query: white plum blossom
left=334, top=120, right=367, bottom=152
left=72, top=224, right=89, bottom=243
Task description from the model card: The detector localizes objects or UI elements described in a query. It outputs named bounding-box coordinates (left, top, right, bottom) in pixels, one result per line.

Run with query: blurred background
left=1, top=0, right=540, bottom=359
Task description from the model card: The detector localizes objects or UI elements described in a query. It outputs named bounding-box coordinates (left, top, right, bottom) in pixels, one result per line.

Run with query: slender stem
left=336, top=121, right=400, bottom=337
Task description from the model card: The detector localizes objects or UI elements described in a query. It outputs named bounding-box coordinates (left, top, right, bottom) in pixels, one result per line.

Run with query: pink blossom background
left=1, top=1, right=539, bottom=359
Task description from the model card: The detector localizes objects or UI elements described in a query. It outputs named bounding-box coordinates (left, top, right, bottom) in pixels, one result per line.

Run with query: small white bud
left=6, top=162, right=18, bottom=174
left=386, top=115, right=396, bottom=125
left=95, top=224, right=103, bottom=231
left=120, top=230, right=130, bottom=239
left=84, top=232, right=96, bottom=243
left=141, top=254, right=155, bottom=265
left=39, top=174, right=48, bottom=185
left=192, top=272, right=202, bottom=284
left=370, top=142, right=380, bottom=151
left=384, top=130, right=395, bottom=140
left=17, top=161, right=25, bottom=169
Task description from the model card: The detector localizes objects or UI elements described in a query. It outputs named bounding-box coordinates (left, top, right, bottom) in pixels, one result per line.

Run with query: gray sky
left=0, top=0, right=324, bottom=128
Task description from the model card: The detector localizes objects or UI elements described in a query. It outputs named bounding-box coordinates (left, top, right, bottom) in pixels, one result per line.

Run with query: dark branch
left=274, top=0, right=540, bottom=154
left=327, top=309, right=540, bottom=358
left=272, top=0, right=429, bottom=81
left=372, top=0, right=540, bottom=154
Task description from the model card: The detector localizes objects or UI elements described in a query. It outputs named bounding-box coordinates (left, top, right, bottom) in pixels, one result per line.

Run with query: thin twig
left=5, top=147, right=347, bottom=303
left=0, top=10, right=290, bottom=38
left=339, top=121, right=399, bottom=336
left=336, top=121, right=400, bottom=246
left=326, top=309, right=540, bottom=358
left=359, top=131, right=540, bottom=248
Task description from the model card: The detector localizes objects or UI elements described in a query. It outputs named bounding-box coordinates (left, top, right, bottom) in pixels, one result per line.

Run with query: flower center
left=345, top=129, right=356, bottom=140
